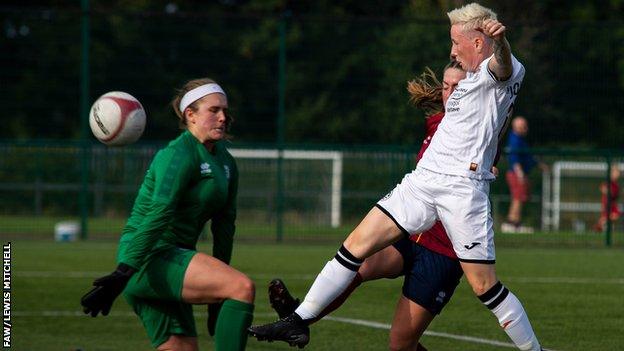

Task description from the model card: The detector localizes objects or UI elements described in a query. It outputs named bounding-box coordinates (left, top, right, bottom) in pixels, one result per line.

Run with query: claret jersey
left=417, top=54, right=525, bottom=180
left=117, top=130, right=238, bottom=269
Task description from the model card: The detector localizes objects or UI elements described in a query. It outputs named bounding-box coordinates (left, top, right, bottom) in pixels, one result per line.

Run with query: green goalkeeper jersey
left=117, top=130, right=238, bottom=269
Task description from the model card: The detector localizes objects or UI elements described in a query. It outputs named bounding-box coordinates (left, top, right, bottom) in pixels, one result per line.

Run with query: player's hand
left=81, top=263, right=136, bottom=317
left=207, top=302, right=223, bottom=336
left=480, top=19, right=506, bottom=41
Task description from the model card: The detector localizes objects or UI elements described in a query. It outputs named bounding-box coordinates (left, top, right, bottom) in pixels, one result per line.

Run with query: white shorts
left=376, top=168, right=495, bottom=263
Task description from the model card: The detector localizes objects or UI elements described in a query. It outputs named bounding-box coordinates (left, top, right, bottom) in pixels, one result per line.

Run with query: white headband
left=179, top=83, right=226, bottom=113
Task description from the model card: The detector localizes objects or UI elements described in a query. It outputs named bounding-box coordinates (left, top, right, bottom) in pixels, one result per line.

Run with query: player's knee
left=157, top=335, right=198, bottom=351
left=388, top=336, right=417, bottom=351
left=230, top=274, right=255, bottom=303
left=464, top=269, right=497, bottom=296
left=470, top=280, right=492, bottom=296
left=357, top=260, right=374, bottom=280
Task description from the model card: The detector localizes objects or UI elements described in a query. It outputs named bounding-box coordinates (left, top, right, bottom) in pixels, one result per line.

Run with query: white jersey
left=417, top=54, right=525, bottom=180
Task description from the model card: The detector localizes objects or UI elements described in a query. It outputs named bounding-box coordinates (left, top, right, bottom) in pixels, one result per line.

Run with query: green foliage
left=1, top=2, right=624, bottom=146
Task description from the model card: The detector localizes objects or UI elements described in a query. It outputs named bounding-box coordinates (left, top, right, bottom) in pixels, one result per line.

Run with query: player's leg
left=123, top=248, right=201, bottom=350
left=389, top=296, right=433, bottom=351
left=609, top=207, right=620, bottom=223
left=293, top=174, right=437, bottom=322
left=389, top=244, right=463, bottom=351
left=515, top=178, right=532, bottom=232
left=248, top=172, right=437, bottom=347
left=292, top=207, right=405, bottom=322
left=359, top=241, right=405, bottom=280
left=123, top=293, right=200, bottom=351
left=462, top=263, right=541, bottom=351
left=157, top=335, right=198, bottom=351
left=311, top=242, right=406, bottom=322
left=504, top=171, right=523, bottom=230
left=182, top=252, right=255, bottom=351
left=507, top=199, right=521, bottom=224
left=247, top=209, right=414, bottom=346
left=269, top=243, right=405, bottom=321
left=594, top=213, right=607, bottom=232
left=182, top=252, right=254, bottom=303
left=437, top=177, right=542, bottom=351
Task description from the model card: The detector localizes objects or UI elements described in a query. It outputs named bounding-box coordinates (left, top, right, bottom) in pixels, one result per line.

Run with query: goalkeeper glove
left=81, top=263, right=136, bottom=317
left=207, top=302, right=223, bottom=336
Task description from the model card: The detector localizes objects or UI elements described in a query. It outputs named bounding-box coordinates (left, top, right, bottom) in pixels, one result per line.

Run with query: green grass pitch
left=8, top=240, right=624, bottom=350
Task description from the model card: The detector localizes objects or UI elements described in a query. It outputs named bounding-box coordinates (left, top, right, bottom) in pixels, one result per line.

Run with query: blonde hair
left=447, top=2, right=497, bottom=31
left=407, top=61, right=463, bottom=116
left=171, top=78, right=234, bottom=133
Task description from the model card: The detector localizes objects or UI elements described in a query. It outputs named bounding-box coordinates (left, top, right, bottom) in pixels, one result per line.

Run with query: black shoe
left=269, top=279, right=300, bottom=319
left=248, top=313, right=310, bottom=348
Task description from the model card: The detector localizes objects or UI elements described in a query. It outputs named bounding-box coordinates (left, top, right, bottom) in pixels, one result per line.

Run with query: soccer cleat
left=248, top=313, right=310, bottom=348
left=269, top=279, right=300, bottom=319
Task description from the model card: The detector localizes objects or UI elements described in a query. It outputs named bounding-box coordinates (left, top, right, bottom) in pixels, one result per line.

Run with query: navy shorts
left=392, top=237, right=463, bottom=315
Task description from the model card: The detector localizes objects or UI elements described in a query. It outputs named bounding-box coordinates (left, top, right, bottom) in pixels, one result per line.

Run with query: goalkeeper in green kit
left=81, top=78, right=255, bottom=351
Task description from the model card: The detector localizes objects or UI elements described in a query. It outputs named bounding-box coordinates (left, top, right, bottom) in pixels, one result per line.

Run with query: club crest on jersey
left=224, top=165, right=231, bottom=180
left=200, top=162, right=212, bottom=176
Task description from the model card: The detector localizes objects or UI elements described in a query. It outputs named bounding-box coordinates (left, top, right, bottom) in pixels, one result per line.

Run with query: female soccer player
left=594, top=166, right=621, bottom=232
left=262, top=62, right=466, bottom=351
left=81, top=78, right=254, bottom=351
left=250, top=3, right=544, bottom=351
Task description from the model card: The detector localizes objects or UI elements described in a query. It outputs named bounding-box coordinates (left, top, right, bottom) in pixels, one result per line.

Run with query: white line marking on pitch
left=15, top=271, right=624, bottom=285
left=324, top=316, right=518, bottom=348
left=13, top=311, right=558, bottom=350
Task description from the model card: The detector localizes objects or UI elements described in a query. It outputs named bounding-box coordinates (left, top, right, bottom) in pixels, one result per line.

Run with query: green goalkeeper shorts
left=123, top=247, right=197, bottom=347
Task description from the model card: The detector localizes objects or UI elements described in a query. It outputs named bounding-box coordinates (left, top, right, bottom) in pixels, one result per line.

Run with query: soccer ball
left=89, top=91, right=146, bottom=146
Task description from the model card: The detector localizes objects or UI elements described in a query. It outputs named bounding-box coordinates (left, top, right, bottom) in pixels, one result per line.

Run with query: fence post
left=275, top=12, right=289, bottom=242
left=605, top=154, right=612, bottom=247
left=79, top=0, right=91, bottom=240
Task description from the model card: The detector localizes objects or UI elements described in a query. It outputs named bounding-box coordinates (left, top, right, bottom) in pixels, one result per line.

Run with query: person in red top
left=594, top=167, right=621, bottom=232
left=265, top=62, right=465, bottom=351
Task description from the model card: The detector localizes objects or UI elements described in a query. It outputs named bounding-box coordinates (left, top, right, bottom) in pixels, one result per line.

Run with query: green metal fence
left=2, top=6, right=623, bottom=247
left=1, top=141, right=622, bottom=247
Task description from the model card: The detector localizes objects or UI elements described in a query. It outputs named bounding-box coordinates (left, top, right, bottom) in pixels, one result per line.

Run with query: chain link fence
left=1, top=142, right=622, bottom=247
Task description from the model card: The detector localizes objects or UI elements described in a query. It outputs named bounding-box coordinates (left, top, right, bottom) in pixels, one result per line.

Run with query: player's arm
left=81, top=147, right=193, bottom=317
left=121, top=147, right=193, bottom=269
left=211, top=158, right=238, bottom=264
left=481, top=19, right=513, bottom=81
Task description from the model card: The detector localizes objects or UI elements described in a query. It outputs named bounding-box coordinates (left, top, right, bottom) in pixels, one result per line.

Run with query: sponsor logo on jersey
left=224, top=165, right=231, bottom=180
left=200, top=162, right=212, bottom=175
left=463, top=242, right=481, bottom=250
left=449, top=87, right=467, bottom=100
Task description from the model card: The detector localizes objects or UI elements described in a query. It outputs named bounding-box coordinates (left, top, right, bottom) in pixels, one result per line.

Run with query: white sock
left=479, top=282, right=541, bottom=351
left=295, top=245, right=362, bottom=320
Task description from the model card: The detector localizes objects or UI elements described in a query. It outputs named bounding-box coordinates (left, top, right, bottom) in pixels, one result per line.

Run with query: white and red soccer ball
left=89, top=91, right=146, bottom=146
